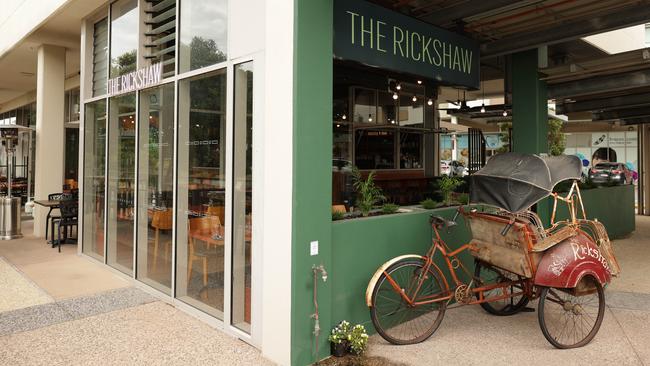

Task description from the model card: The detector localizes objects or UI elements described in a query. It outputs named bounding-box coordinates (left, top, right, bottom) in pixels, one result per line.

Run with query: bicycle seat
left=430, top=215, right=457, bottom=229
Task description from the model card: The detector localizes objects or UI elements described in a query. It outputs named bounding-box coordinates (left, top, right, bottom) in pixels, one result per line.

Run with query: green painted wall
left=510, top=49, right=550, bottom=224
left=548, top=184, right=635, bottom=239
left=291, top=0, right=333, bottom=365
left=330, top=208, right=474, bottom=332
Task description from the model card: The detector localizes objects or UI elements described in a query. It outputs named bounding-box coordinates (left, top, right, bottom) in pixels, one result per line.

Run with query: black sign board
left=334, top=0, right=480, bottom=89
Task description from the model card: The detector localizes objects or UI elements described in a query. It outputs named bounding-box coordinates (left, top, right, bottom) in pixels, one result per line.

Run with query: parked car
left=440, top=160, right=451, bottom=176
left=588, top=162, right=633, bottom=185
left=441, top=160, right=467, bottom=176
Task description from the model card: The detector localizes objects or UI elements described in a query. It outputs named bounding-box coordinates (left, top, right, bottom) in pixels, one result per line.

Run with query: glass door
left=176, top=70, right=227, bottom=318
left=106, top=93, right=136, bottom=275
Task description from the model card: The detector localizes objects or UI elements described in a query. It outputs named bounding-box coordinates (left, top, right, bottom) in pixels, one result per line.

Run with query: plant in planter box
left=381, top=203, right=399, bottom=215
left=348, top=324, right=369, bottom=355
left=457, top=193, right=469, bottom=205
left=439, top=176, right=463, bottom=206
left=420, top=198, right=439, bottom=210
left=329, top=320, right=351, bottom=357
left=351, top=167, right=385, bottom=217
left=332, top=210, right=345, bottom=221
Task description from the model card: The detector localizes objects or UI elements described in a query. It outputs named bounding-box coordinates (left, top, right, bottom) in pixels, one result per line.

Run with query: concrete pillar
left=33, top=45, right=66, bottom=238
left=511, top=49, right=548, bottom=154
left=510, top=49, right=551, bottom=223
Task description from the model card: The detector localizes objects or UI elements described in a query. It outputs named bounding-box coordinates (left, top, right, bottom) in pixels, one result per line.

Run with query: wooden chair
left=206, top=205, right=225, bottom=225
left=332, top=205, right=346, bottom=214
left=187, top=215, right=223, bottom=286
left=151, top=209, right=173, bottom=272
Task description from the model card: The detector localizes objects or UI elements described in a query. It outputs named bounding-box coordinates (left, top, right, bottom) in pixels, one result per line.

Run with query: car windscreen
left=594, top=163, right=620, bottom=170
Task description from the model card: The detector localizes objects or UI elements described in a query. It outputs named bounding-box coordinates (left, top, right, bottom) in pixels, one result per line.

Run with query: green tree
left=548, top=119, right=566, bottom=156
left=189, top=36, right=227, bottom=70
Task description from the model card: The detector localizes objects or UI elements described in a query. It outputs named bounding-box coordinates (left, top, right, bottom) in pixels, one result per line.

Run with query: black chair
left=54, top=195, right=78, bottom=252
left=46, top=193, right=63, bottom=243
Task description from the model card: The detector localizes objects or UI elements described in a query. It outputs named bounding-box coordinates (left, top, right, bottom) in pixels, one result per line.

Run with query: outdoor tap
left=313, top=264, right=328, bottom=282
left=311, top=314, right=321, bottom=337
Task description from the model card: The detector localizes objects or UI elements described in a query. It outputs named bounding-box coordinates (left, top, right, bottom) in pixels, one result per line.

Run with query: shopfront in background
left=331, top=0, right=479, bottom=207
left=80, top=0, right=257, bottom=340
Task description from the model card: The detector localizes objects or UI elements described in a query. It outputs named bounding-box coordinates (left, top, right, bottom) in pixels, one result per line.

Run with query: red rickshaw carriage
left=366, top=153, right=620, bottom=348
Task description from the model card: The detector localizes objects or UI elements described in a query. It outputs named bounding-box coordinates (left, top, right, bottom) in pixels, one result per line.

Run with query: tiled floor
left=0, top=220, right=129, bottom=300
left=0, top=257, right=52, bottom=312
left=0, top=219, right=272, bottom=366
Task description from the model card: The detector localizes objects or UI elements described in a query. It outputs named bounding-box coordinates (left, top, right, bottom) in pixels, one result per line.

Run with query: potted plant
left=329, top=320, right=351, bottom=357
left=351, top=167, right=385, bottom=217
left=348, top=324, right=369, bottom=355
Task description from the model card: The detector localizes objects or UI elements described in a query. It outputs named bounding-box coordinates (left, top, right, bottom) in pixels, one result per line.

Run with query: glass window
left=93, top=18, right=109, bottom=96
left=143, top=0, right=176, bottom=78
left=110, top=0, right=138, bottom=79
left=64, top=128, right=79, bottom=183
left=65, top=88, right=81, bottom=123
left=377, top=91, right=397, bottom=125
left=353, top=88, right=376, bottom=124
left=232, top=61, right=253, bottom=332
left=83, top=100, right=107, bottom=260
left=106, top=93, right=136, bottom=274
left=136, top=83, right=175, bottom=293
left=400, top=132, right=423, bottom=169
left=176, top=69, right=227, bottom=317
left=179, top=0, right=227, bottom=73
left=355, top=130, right=395, bottom=169
left=399, top=94, right=424, bottom=127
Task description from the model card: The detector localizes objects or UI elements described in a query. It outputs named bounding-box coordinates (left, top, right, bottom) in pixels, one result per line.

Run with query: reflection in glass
left=179, top=0, right=228, bottom=73
left=377, top=91, right=397, bottom=125
left=399, top=94, right=424, bottom=127
left=353, top=88, right=376, bottom=124
left=232, top=62, right=253, bottom=332
left=176, top=70, right=227, bottom=318
left=107, top=93, right=136, bottom=274
left=400, top=132, right=423, bottom=169
left=137, top=84, right=174, bottom=293
left=355, top=130, right=395, bottom=169
left=110, top=0, right=138, bottom=78
left=83, top=100, right=107, bottom=260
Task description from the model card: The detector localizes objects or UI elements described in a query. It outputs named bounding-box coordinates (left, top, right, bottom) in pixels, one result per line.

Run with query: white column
left=33, top=45, right=66, bottom=238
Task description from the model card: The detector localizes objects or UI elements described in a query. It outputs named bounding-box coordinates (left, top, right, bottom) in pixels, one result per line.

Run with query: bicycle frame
left=381, top=222, right=530, bottom=308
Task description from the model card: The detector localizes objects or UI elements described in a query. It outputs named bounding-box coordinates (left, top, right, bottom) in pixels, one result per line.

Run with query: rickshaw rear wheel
left=370, top=260, right=447, bottom=345
left=538, top=276, right=605, bottom=349
left=474, top=260, right=529, bottom=316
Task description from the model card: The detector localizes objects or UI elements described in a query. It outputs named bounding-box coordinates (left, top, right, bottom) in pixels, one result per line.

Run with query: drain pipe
left=311, top=264, right=328, bottom=361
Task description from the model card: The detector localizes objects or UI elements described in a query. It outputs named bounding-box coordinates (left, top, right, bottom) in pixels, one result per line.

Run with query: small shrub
left=381, top=203, right=399, bottom=214
left=439, top=176, right=464, bottom=206
left=457, top=193, right=469, bottom=205
left=332, top=210, right=345, bottom=221
left=420, top=198, right=438, bottom=210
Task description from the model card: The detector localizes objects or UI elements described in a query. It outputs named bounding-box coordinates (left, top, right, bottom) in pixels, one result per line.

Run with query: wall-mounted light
left=427, top=99, right=433, bottom=106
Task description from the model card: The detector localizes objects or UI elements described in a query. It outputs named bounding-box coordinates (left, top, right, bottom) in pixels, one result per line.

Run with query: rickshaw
left=365, top=153, right=620, bottom=349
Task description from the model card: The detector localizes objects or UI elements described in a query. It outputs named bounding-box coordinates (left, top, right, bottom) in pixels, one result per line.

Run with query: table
left=34, top=200, right=65, bottom=246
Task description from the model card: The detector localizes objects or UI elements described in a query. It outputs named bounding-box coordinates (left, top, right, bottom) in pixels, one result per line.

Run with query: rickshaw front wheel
left=538, top=276, right=605, bottom=349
